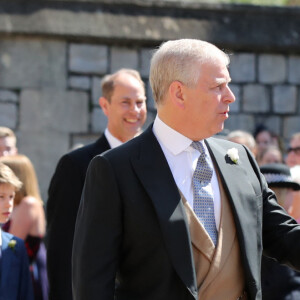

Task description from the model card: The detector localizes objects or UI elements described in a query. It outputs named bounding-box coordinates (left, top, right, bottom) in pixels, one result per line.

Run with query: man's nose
left=223, top=85, right=235, bottom=104
left=129, top=103, right=140, bottom=113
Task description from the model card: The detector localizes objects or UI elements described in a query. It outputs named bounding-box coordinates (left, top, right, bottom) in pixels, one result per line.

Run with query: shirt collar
left=153, top=115, right=193, bottom=155
left=104, top=128, right=123, bottom=149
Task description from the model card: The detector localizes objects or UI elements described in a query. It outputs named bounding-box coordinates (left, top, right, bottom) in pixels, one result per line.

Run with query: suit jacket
left=46, top=134, right=110, bottom=300
left=72, top=125, right=300, bottom=300
left=0, top=231, right=34, bottom=300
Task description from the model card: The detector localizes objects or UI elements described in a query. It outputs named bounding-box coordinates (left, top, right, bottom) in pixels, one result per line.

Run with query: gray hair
left=149, top=39, right=229, bottom=104
left=227, top=130, right=256, bottom=150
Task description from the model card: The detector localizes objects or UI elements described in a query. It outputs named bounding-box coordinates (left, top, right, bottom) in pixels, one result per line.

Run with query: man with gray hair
left=46, top=68, right=147, bottom=300
left=72, top=39, right=300, bottom=300
left=227, top=130, right=257, bottom=157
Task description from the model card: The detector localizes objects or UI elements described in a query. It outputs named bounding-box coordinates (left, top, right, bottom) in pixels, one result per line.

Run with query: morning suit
left=46, top=134, right=110, bottom=300
left=0, top=231, right=34, bottom=300
left=180, top=174, right=246, bottom=299
left=72, top=125, right=300, bottom=300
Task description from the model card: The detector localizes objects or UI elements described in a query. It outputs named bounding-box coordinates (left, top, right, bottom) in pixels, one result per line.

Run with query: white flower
left=227, top=148, right=239, bottom=164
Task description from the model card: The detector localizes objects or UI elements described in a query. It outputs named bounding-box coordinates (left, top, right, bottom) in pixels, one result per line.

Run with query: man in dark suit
left=46, top=68, right=147, bottom=300
left=72, top=39, right=300, bottom=300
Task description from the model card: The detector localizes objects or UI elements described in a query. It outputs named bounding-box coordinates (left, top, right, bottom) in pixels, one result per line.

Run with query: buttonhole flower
left=8, top=239, right=17, bottom=252
left=227, top=148, right=239, bottom=164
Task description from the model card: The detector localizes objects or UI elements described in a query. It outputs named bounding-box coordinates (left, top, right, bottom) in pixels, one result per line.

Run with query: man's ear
left=99, top=97, right=109, bottom=116
left=169, top=81, right=185, bottom=109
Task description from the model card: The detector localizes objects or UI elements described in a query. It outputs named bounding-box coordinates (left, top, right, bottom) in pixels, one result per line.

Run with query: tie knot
left=191, top=141, right=205, bottom=154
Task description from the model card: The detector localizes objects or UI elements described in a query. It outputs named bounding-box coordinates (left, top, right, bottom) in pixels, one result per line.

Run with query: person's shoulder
left=101, top=127, right=151, bottom=161
left=19, top=195, right=41, bottom=209
left=208, top=136, right=248, bottom=151
left=58, top=135, right=109, bottom=166
left=2, top=231, right=26, bottom=251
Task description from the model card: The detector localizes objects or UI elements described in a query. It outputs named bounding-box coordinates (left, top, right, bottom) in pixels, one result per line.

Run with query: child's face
left=0, top=183, right=15, bottom=223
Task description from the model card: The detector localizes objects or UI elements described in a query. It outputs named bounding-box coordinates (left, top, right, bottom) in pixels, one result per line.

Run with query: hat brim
left=269, top=181, right=300, bottom=191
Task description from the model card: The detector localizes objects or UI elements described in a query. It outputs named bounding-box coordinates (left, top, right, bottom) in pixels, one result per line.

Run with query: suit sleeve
left=46, top=154, right=84, bottom=300
left=72, top=155, right=122, bottom=300
left=242, top=146, right=300, bottom=270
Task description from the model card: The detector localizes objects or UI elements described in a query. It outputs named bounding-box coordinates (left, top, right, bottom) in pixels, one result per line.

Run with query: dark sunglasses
left=287, top=146, right=300, bottom=155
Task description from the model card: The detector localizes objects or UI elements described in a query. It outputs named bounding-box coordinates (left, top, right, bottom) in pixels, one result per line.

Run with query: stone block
left=258, top=54, right=286, bottom=84
left=229, top=84, right=241, bottom=113
left=91, top=76, right=103, bottom=106
left=288, top=55, right=300, bottom=84
left=146, top=81, right=156, bottom=111
left=0, top=39, right=66, bottom=89
left=0, top=103, right=17, bottom=128
left=17, top=130, right=70, bottom=202
left=140, top=48, right=153, bottom=77
left=283, top=116, right=300, bottom=140
left=272, top=85, right=297, bottom=114
left=143, top=110, right=156, bottom=130
left=224, top=114, right=255, bottom=134
left=91, top=108, right=108, bottom=132
left=110, top=47, right=139, bottom=73
left=69, top=44, right=108, bottom=74
left=243, top=84, right=270, bottom=112
left=68, top=76, right=91, bottom=90
left=229, top=53, right=255, bottom=83
left=255, top=116, right=281, bottom=136
left=19, top=89, right=89, bottom=133
left=0, top=89, right=18, bottom=102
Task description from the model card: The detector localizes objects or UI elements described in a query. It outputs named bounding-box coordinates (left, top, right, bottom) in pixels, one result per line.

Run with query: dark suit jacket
left=0, top=231, right=34, bottom=300
left=46, top=134, right=110, bottom=300
left=72, top=126, right=300, bottom=300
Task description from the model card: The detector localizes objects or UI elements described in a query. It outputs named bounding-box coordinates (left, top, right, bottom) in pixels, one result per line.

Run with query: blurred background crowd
left=1, top=0, right=300, bottom=299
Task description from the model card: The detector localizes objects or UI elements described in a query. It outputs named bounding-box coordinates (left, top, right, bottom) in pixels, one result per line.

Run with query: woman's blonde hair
left=0, top=154, right=42, bottom=205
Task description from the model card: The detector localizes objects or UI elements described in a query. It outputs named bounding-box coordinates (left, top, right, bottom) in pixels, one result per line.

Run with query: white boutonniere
left=8, top=239, right=17, bottom=252
left=227, top=148, right=239, bottom=164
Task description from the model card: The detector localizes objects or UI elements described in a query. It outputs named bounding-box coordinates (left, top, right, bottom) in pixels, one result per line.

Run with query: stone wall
left=0, top=0, right=300, bottom=200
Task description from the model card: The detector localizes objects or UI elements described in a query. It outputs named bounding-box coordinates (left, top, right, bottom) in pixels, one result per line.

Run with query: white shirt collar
left=153, top=116, right=193, bottom=156
left=104, top=128, right=123, bottom=149
left=153, top=115, right=210, bottom=156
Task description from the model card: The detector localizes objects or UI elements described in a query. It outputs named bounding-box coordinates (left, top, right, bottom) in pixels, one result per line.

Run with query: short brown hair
left=0, top=162, right=22, bottom=191
left=101, top=69, right=145, bottom=102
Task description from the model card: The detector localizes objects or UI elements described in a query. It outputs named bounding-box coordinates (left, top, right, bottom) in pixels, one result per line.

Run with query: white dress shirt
left=152, top=116, right=221, bottom=230
left=104, top=128, right=123, bottom=149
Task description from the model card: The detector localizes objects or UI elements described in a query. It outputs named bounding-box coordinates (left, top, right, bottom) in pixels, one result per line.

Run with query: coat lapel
left=131, top=127, right=197, bottom=298
left=205, top=138, right=260, bottom=280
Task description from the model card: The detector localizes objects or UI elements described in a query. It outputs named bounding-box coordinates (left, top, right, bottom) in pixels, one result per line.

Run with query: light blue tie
left=191, top=141, right=218, bottom=245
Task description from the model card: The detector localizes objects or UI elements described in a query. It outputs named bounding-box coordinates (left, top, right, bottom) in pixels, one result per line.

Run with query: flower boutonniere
left=8, top=239, right=17, bottom=252
left=227, top=148, right=239, bottom=164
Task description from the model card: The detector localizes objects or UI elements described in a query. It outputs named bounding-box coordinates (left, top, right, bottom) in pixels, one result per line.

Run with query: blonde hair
left=150, top=39, right=230, bottom=104
left=101, top=68, right=145, bottom=102
left=0, top=162, right=22, bottom=191
left=0, top=154, right=42, bottom=206
left=0, top=126, right=16, bottom=145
